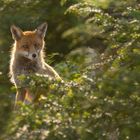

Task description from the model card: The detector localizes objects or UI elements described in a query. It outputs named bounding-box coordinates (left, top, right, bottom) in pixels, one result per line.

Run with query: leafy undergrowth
left=2, top=58, right=140, bottom=140
left=1, top=0, right=140, bottom=139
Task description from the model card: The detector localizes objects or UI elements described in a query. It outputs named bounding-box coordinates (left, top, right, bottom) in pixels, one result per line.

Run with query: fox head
left=10, top=22, right=48, bottom=60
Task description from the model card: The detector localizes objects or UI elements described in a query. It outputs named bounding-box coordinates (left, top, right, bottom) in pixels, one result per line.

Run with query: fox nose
left=32, top=53, right=37, bottom=58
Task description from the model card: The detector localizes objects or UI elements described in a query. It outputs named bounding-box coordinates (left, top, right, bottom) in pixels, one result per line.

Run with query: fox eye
left=34, top=43, right=39, bottom=47
left=22, top=45, right=28, bottom=49
left=34, top=43, right=39, bottom=49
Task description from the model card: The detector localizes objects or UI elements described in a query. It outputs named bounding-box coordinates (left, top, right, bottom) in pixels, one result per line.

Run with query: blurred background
left=0, top=0, right=139, bottom=139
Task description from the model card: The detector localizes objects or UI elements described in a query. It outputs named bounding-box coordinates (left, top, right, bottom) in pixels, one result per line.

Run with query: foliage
left=0, top=0, right=140, bottom=140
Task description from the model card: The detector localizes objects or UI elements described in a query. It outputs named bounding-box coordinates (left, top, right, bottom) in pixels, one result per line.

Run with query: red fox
left=9, top=22, right=61, bottom=107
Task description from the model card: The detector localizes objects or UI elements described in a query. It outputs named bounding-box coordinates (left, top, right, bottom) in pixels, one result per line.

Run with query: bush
left=1, top=0, right=140, bottom=140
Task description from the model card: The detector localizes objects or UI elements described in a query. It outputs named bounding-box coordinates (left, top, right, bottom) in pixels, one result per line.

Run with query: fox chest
left=11, top=63, right=41, bottom=86
left=16, top=63, right=39, bottom=74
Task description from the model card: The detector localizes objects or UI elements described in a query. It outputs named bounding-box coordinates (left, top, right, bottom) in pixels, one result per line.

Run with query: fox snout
left=32, top=53, right=37, bottom=58
left=28, top=51, right=38, bottom=60
left=19, top=50, right=39, bottom=61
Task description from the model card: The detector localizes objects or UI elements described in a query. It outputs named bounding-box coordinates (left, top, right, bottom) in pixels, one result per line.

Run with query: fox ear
left=10, top=25, right=23, bottom=41
left=36, top=22, right=48, bottom=38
